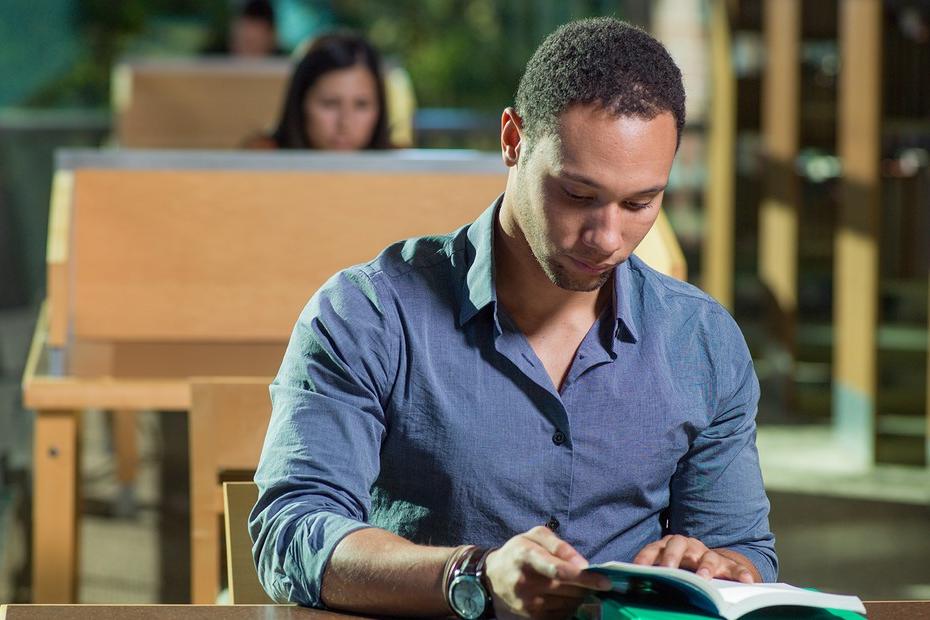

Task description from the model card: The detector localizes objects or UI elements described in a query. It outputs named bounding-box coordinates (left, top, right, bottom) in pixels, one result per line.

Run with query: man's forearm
left=321, top=527, right=456, bottom=616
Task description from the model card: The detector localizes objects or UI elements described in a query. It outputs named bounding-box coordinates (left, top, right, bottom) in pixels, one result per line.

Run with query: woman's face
left=303, top=64, right=380, bottom=150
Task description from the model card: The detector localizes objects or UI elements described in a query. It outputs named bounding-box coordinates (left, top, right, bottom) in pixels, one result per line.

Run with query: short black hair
left=515, top=17, right=685, bottom=149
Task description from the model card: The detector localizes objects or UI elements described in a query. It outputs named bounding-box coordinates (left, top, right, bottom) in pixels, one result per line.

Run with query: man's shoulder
left=626, top=254, right=737, bottom=331
left=627, top=254, right=718, bottom=308
left=324, top=226, right=467, bottom=300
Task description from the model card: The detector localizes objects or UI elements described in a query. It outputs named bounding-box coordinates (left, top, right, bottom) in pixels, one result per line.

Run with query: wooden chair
left=112, top=57, right=417, bottom=150
left=113, top=58, right=289, bottom=149
left=223, top=481, right=274, bottom=604
left=190, top=378, right=273, bottom=605
left=22, top=148, right=686, bottom=603
left=22, top=149, right=506, bottom=603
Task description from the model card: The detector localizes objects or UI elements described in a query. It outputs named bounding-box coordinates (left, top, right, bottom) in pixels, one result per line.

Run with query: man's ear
left=500, top=107, right=524, bottom=168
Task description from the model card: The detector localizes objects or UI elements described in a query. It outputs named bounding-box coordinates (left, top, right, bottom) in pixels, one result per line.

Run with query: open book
left=584, top=561, right=867, bottom=619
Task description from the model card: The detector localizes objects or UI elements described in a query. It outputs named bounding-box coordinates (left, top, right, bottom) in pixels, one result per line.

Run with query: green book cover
left=577, top=562, right=866, bottom=620
left=578, top=598, right=867, bottom=620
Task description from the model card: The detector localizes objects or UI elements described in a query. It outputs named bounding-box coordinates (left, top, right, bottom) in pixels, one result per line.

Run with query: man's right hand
left=484, top=525, right=613, bottom=619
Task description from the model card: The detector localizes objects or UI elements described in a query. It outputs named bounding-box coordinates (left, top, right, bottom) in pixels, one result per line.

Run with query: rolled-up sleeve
left=249, top=268, right=398, bottom=606
left=667, top=309, right=778, bottom=583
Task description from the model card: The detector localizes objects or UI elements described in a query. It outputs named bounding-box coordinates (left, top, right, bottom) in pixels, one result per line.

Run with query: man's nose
left=581, top=204, right=624, bottom=256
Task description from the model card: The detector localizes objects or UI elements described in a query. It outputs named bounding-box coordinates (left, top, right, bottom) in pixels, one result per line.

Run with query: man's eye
left=625, top=200, right=654, bottom=210
left=562, top=187, right=594, bottom=201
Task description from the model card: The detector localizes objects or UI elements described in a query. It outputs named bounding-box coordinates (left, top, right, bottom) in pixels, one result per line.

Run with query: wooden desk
left=1, top=602, right=928, bottom=619
left=22, top=148, right=687, bottom=603
left=0, top=606, right=366, bottom=620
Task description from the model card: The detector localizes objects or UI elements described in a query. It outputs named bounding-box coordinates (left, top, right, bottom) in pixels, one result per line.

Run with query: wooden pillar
left=834, top=0, right=882, bottom=468
left=33, top=410, right=80, bottom=602
left=702, top=0, right=736, bottom=310
left=112, top=410, right=138, bottom=486
left=758, top=0, right=800, bottom=367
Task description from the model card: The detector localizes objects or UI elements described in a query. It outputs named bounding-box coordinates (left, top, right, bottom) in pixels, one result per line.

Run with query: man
left=251, top=17, right=776, bottom=619
left=229, top=0, right=279, bottom=58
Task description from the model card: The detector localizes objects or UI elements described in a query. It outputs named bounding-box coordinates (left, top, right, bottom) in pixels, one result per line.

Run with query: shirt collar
left=456, top=192, right=639, bottom=345
left=613, top=259, right=639, bottom=344
left=457, top=195, right=500, bottom=327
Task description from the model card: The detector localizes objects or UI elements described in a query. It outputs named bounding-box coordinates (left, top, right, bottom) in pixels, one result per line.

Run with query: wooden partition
left=190, top=379, right=273, bottom=604
left=113, top=59, right=290, bottom=149
left=22, top=148, right=687, bottom=603
left=702, top=0, right=737, bottom=310
left=834, top=0, right=882, bottom=468
left=758, top=0, right=800, bottom=368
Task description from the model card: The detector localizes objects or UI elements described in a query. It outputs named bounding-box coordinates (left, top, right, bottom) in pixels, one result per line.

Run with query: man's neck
left=493, top=207, right=608, bottom=336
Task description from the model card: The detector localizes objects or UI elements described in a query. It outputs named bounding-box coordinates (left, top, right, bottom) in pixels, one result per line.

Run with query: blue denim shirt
left=250, top=198, right=777, bottom=606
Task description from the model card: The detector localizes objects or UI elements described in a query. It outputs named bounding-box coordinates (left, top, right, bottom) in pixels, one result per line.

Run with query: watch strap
left=445, top=545, right=496, bottom=619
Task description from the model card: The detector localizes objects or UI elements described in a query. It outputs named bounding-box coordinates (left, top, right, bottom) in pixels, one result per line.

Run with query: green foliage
left=26, top=0, right=227, bottom=107
left=18, top=0, right=625, bottom=111
left=330, top=0, right=612, bottom=110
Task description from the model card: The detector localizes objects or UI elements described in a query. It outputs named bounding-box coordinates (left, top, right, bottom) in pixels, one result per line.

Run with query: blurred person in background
left=246, top=32, right=390, bottom=150
left=229, top=0, right=282, bottom=57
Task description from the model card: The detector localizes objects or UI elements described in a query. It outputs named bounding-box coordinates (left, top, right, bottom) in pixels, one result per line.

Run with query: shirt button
left=546, top=517, right=560, bottom=531
left=552, top=431, right=566, bottom=446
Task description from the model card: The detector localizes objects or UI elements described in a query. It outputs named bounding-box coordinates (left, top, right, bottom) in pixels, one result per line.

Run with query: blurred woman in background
left=249, top=32, right=391, bottom=150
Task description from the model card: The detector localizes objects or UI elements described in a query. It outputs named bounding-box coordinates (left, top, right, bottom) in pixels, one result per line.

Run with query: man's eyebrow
left=560, top=170, right=666, bottom=195
left=560, top=170, right=604, bottom=189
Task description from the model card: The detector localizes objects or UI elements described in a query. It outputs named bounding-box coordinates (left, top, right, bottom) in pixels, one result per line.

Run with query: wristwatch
left=446, top=546, right=495, bottom=619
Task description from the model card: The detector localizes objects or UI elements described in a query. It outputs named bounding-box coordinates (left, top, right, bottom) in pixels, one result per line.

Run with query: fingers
left=656, top=535, right=692, bottom=568
left=524, top=525, right=587, bottom=569
left=694, top=550, right=725, bottom=579
left=633, top=534, right=673, bottom=566
left=635, top=536, right=758, bottom=584
left=522, top=543, right=565, bottom=580
left=488, top=525, right=616, bottom=619
left=522, top=526, right=611, bottom=591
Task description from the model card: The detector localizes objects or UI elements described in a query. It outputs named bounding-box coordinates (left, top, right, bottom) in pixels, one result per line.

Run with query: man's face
left=508, top=106, right=678, bottom=292
left=230, top=17, right=276, bottom=57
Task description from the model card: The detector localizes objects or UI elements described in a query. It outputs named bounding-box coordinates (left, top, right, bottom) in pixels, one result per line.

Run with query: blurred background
left=0, top=0, right=928, bottom=608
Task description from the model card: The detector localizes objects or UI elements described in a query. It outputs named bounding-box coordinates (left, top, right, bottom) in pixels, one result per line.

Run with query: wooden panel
left=115, top=60, right=289, bottom=149
left=834, top=0, right=882, bottom=466
left=71, top=169, right=502, bottom=342
left=190, top=378, right=273, bottom=603
left=758, top=0, right=800, bottom=356
left=47, top=171, right=73, bottom=347
left=112, top=410, right=138, bottom=485
left=224, top=482, right=275, bottom=604
left=0, top=605, right=364, bottom=619
left=32, top=411, right=79, bottom=603
left=702, top=0, right=736, bottom=309
left=1, top=601, right=925, bottom=620
left=23, top=376, right=190, bottom=411
left=68, top=342, right=286, bottom=379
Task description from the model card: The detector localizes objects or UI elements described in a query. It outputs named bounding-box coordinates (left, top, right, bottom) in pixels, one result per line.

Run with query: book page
left=711, top=580, right=866, bottom=618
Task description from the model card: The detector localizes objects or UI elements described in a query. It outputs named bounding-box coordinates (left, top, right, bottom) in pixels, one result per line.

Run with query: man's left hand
left=633, top=535, right=759, bottom=583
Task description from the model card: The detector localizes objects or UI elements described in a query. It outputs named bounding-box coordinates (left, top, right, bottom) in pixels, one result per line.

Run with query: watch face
left=450, top=575, right=487, bottom=620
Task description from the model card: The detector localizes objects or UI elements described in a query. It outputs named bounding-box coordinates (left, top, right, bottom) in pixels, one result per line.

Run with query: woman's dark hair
left=271, top=32, right=390, bottom=150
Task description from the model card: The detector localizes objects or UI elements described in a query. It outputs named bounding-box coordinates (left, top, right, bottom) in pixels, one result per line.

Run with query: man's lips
left=568, top=256, right=613, bottom=274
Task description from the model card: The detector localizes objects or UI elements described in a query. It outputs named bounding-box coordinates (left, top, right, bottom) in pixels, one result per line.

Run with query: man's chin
left=549, top=267, right=614, bottom=292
